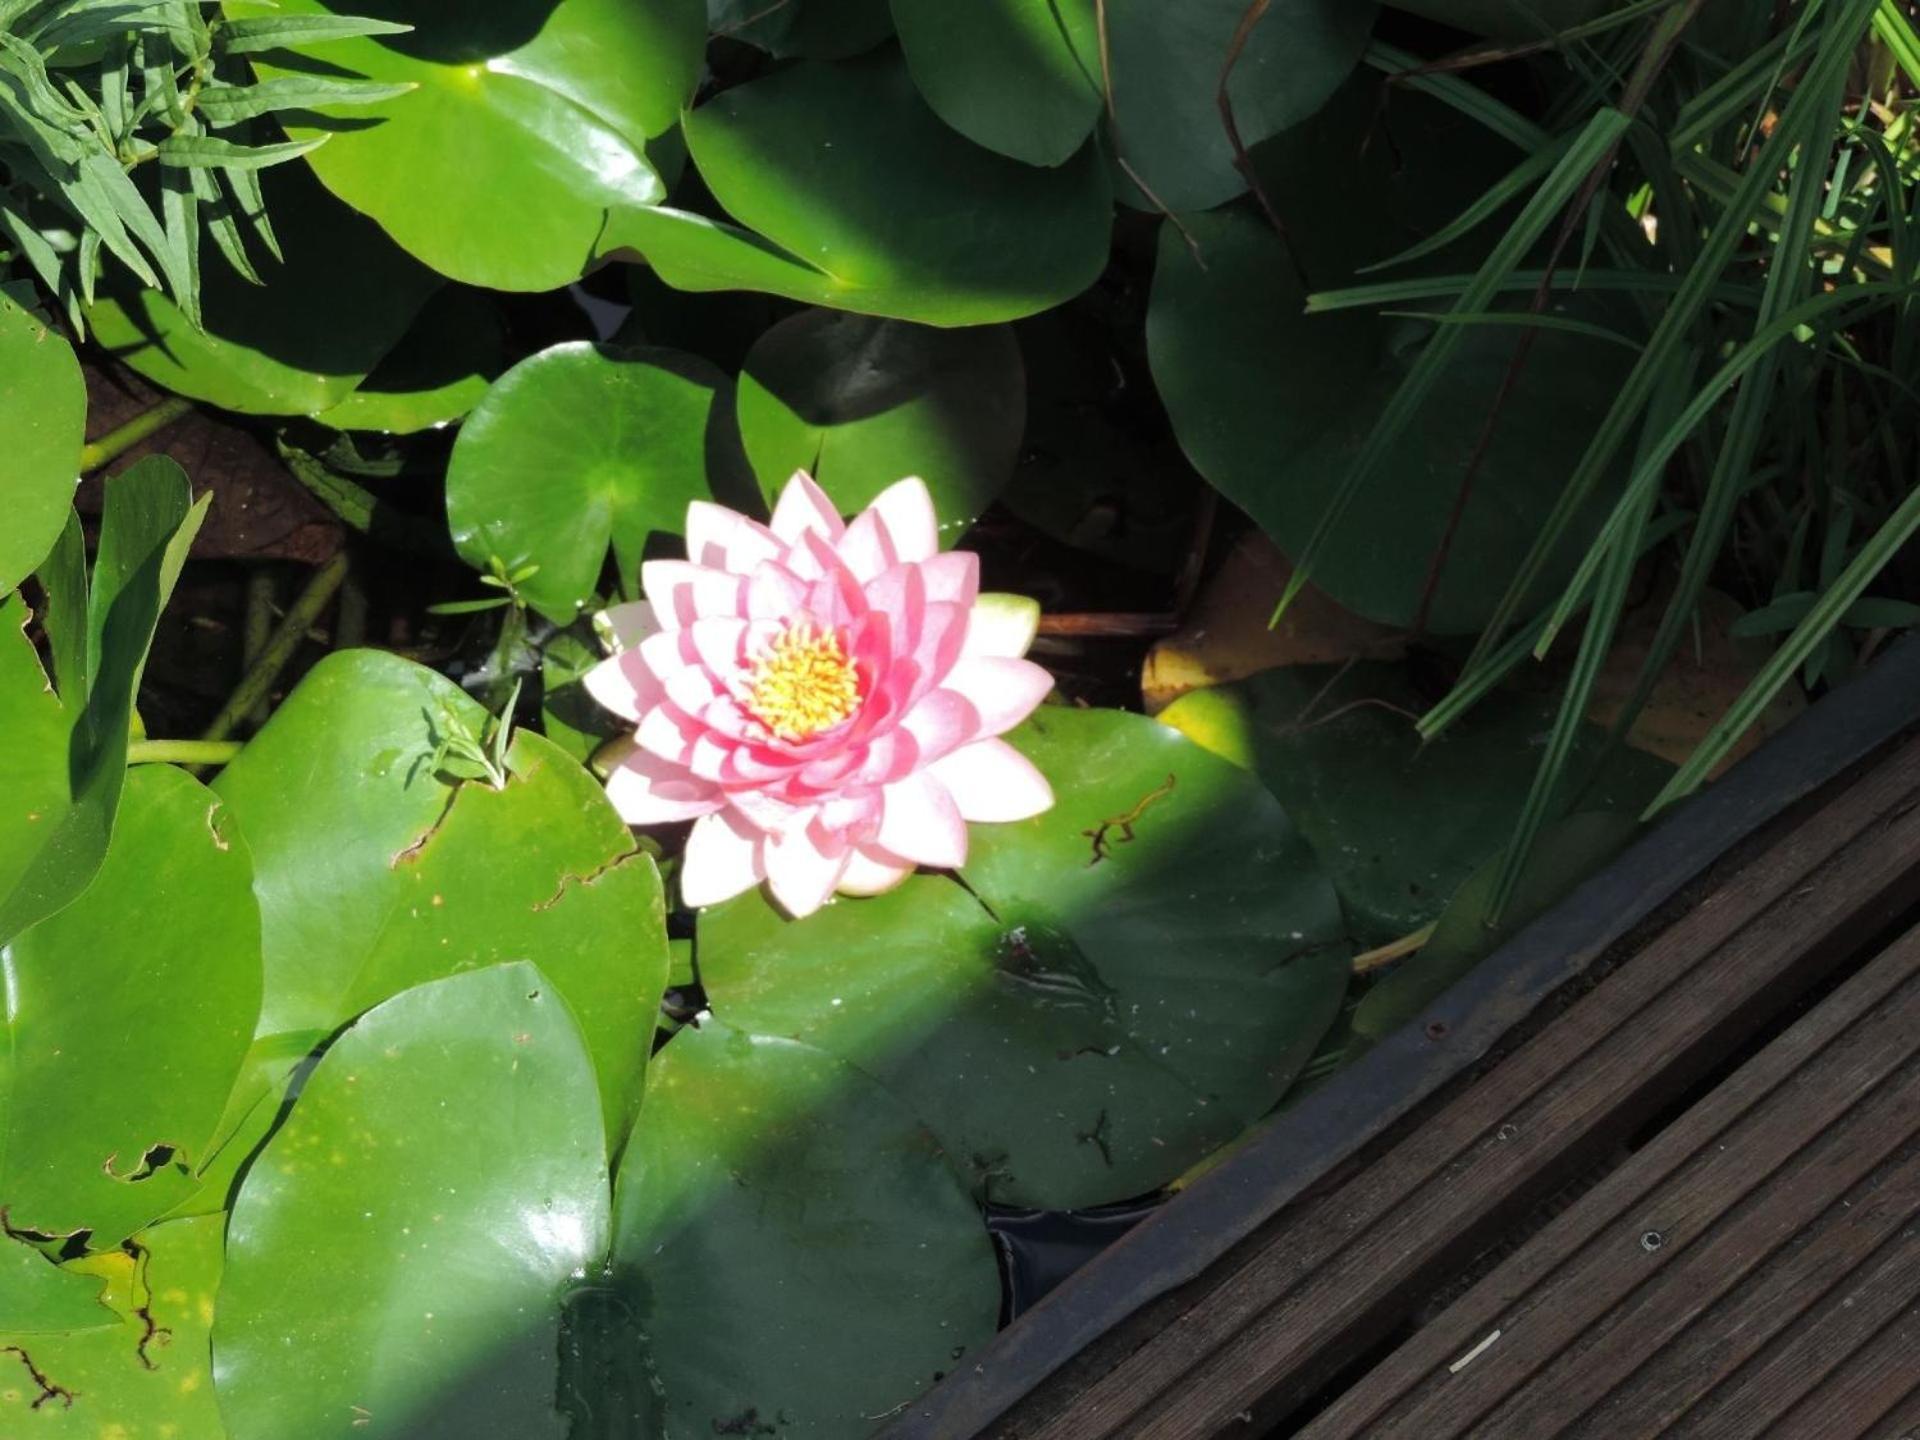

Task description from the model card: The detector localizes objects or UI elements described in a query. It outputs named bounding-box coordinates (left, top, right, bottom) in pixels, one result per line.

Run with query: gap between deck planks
left=994, top=732, right=1920, bottom=1440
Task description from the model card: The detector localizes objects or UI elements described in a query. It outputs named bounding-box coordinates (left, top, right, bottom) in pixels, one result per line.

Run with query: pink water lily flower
left=586, top=471, right=1055, bottom=917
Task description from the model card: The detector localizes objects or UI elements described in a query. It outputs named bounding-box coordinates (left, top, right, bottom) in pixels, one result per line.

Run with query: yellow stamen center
left=742, top=621, right=862, bottom=741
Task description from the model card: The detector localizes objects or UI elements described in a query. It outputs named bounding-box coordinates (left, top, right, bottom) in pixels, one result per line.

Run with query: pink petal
left=838, top=846, right=914, bottom=897
left=594, top=601, right=659, bottom=654
left=661, top=662, right=723, bottom=716
left=875, top=771, right=968, bottom=869
left=642, top=560, right=748, bottom=629
left=680, top=810, right=765, bottom=909
left=940, top=657, right=1054, bottom=737
left=961, top=593, right=1041, bottom=659
left=746, top=561, right=809, bottom=620
left=918, top=552, right=980, bottom=608
left=896, top=688, right=980, bottom=770
left=927, top=739, right=1053, bottom=822
left=685, top=501, right=782, bottom=574
left=867, top=477, right=940, bottom=562
left=763, top=823, right=851, bottom=918
left=836, top=509, right=897, bottom=583
left=727, top=787, right=815, bottom=834
left=687, top=617, right=766, bottom=680
left=770, top=471, right=846, bottom=546
left=603, top=743, right=724, bottom=825
left=583, top=651, right=663, bottom=723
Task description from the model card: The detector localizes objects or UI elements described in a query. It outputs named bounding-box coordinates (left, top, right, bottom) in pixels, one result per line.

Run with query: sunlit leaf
left=0, top=765, right=260, bottom=1245
left=214, top=963, right=609, bottom=1440
left=0, top=289, right=85, bottom=595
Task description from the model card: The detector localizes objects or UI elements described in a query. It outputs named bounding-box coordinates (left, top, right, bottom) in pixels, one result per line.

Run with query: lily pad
left=1147, top=78, right=1633, bottom=632
left=227, top=0, right=705, bottom=290
left=614, top=49, right=1112, bottom=325
left=711, top=0, right=893, bottom=56
left=1385, top=0, right=1614, bottom=38
left=0, top=459, right=205, bottom=947
left=214, top=963, right=610, bottom=1440
left=0, top=1215, right=227, bottom=1436
left=445, top=342, right=739, bottom=625
left=211, top=648, right=668, bottom=1145
left=0, top=765, right=261, bottom=1246
left=317, top=286, right=507, bottom=434
left=893, top=0, right=1374, bottom=209
left=0, top=1238, right=111, bottom=1335
left=609, top=1019, right=999, bottom=1432
left=86, top=164, right=439, bottom=417
left=1353, top=811, right=1637, bottom=1043
left=699, top=706, right=1350, bottom=1209
left=0, top=290, right=84, bottom=595
left=1157, top=664, right=1671, bottom=946
left=736, top=309, right=1025, bottom=532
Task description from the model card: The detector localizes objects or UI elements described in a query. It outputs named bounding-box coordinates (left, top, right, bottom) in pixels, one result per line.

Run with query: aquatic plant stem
left=127, top=739, right=244, bottom=767
left=78, top=396, right=194, bottom=474
left=201, top=551, right=350, bottom=744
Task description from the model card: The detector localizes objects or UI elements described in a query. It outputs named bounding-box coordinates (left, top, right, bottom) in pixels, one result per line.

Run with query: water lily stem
left=201, top=551, right=350, bottom=744
left=126, top=739, right=244, bottom=767
left=79, top=396, right=194, bottom=474
left=1352, top=921, right=1438, bottom=975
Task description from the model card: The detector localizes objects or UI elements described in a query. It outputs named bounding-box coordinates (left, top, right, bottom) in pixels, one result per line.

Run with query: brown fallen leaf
left=1141, top=531, right=1406, bottom=713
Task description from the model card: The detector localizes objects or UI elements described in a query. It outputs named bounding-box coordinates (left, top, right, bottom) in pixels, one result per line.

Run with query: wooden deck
left=896, top=675, right=1920, bottom=1438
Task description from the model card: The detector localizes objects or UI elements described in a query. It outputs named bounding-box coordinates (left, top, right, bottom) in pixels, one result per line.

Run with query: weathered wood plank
left=1015, top=740, right=1920, bottom=1440
left=1677, top=1198, right=1920, bottom=1438
left=1308, top=930, right=1920, bottom=1438
left=1764, top=1283, right=1920, bottom=1440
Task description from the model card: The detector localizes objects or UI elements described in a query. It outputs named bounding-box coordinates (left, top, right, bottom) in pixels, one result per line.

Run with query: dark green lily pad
left=227, top=0, right=705, bottom=290
left=699, top=706, right=1350, bottom=1208
left=0, top=290, right=85, bottom=594
left=0, top=765, right=261, bottom=1246
left=893, top=0, right=1374, bottom=209
left=214, top=964, right=609, bottom=1440
left=736, top=309, right=1025, bottom=532
left=318, top=286, right=507, bottom=434
left=1354, top=810, right=1638, bottom=1043
left=1157, top=665, right=1671, bottom=946
left=610, top=1019, right=999, bottom=1433
left=1147, top=78, right=1633, bottom=632
left=445, top=343, right=738, bottom=625
left=212, top=649, right=668, bottom=1148
left=710, top=0, right=893, bottom=56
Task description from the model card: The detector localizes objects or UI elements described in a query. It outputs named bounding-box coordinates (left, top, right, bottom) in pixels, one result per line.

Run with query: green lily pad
left=1385, top=0, right=1613, bottom=38
left=226, top=0, right=705, bottom=290
left=711, top=0, right=892, bottom=56
left=0, top=1238, right=112, bottom=1335
left=699, top=706, right=1350, bottom=1209
left=0, top=459, right=206, bottom=947
left=317, top=286, right=507, bottom=434
left=609, top=1018, right=999, bottom=1433
left=446, top=343, right=739, bottom=625
left=893, top=0, right=1373, bottom=208
left=1147, top=78, right=1634, bottom=632
left=613, top=49, right=1113, bottom=325
left=0, top=765, right=261, bottom=1245
left=211, top=648, right=668, bottom=1146
left=0, top=1215, right=228, bottom=1436
left=214, top=963, right=609, bottom=1440
left=736, top=309, right=1025, bottom=532
left=1157, top=665, right=1671, bottom=947
left=86, top=164, right=440, bottom=416
left=0, top=291, right=84, bottom=595
left=1353, top=810, right=1637, bottom=1043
